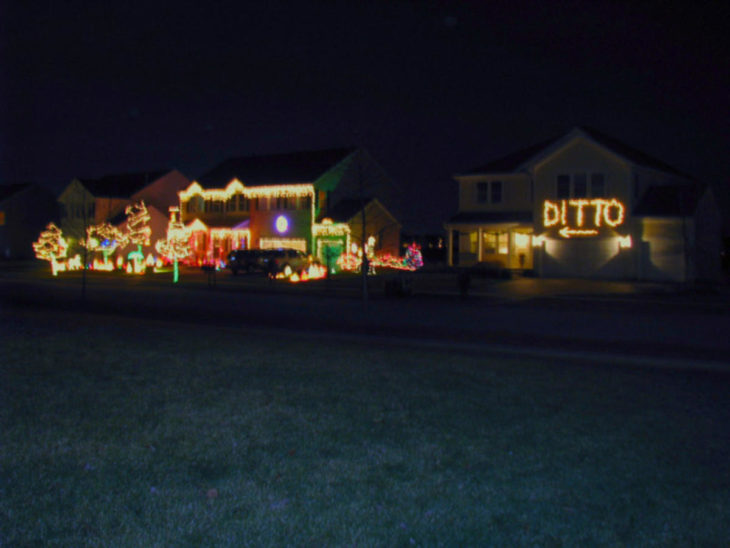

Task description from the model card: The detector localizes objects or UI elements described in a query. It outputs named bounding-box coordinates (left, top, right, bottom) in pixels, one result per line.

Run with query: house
left=58, top=169, right=190, bottom=257
left=0, top=183, right=59, bottom=260
left=179, top=148, right=403, bottom=265
left=444, top=127, right=722, bottom=282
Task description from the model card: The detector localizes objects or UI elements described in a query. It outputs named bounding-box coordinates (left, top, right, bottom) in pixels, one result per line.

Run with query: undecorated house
left=0, top=183, right=59, bottom=260
left=58, top=169, right=190, bottom=258
left=445, top=127, right=722, bottom=282
left=178, top=148, right=402, bottom=266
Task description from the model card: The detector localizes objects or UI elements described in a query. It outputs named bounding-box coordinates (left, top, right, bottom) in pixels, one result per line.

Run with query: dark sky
left=1, top=0, right=728, bottom=231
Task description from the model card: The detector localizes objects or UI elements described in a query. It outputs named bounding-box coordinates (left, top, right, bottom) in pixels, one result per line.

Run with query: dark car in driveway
left=227, top=249, right=265, bottom=274
left=228, top=248, right=312, bottom=276
left=263, top=249, right=311, bottom=277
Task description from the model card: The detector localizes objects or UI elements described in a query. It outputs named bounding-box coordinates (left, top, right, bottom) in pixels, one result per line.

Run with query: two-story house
left=58, top=169, right=190, bottom=256
left=445, top=127, right=722, bottom=282
left=179, top=148, right=402, bottom=265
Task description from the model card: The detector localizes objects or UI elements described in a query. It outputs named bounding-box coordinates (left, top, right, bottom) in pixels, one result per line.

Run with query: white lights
left=544, top=198, right=626, bottom=237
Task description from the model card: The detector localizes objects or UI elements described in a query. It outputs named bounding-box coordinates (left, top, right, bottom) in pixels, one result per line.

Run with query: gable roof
left=633, top=184, right=706, bottom=217
left=78, top=170, right=169, bottom=198
left=461, top=127, right=689, bottom=177
left=326, top=197, right=372, bottom=223
left=197, top=148, right=357, bottom=187
left=0, top=183, right=33, bottom=202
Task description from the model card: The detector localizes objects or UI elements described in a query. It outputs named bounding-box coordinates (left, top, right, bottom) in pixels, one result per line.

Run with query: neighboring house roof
left=0, top=183, right=33, bottom=202
left=461, top=126, right=689, bottom=177
left=78, top=170, right=169, bottom=198
left=197, top=148, right=357, bottom=187
left=326, top=197, right=372, bottom=223
left=326, top=197, right=401, bottom=228
left=633, top=184, right=706, bottom=217
left=446, top=211, right=534, bottom=224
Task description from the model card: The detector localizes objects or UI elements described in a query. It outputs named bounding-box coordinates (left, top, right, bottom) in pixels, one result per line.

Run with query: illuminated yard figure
left=404, top=243, right=423, bottom=270
left=33, top=223, right=68, bottom=276
left=85, top=222, right=126, bottom=270
left=125, top=201, right=152, bottom=273
left=155, top=207, right=190, bottom=283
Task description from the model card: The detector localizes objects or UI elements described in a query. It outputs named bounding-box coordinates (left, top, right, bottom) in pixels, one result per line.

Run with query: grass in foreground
left=1, top=307, right=728, bottom=546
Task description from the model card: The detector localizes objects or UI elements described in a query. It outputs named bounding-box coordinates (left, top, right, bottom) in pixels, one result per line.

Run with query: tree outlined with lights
left=155, top=207, right=190, bottom=283
left=33, top=223, right=68, bottom=276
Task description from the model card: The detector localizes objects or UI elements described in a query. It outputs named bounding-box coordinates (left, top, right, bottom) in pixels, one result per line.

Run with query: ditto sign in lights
left=543, top=198, right=625, bottom=238
left=275, top=215, right=289, bottom=234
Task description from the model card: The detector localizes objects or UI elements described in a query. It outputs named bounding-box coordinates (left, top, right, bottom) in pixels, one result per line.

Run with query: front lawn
left=1, top=307, right=728, bottom=546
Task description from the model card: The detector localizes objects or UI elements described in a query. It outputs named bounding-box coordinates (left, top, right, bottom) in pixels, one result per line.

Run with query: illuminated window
left=482, top=231, right=508, bottom=255
left=591, top=173, right=605, bottom=197
left=476, top=182, right=488, bottom=203
left=469, top=231, right=478, bottom=253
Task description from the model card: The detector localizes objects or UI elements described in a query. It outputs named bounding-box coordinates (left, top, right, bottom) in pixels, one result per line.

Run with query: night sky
left=1, top=1, right=728, bottom=231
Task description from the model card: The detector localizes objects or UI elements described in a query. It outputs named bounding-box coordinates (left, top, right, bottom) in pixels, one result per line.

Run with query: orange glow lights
left=544, top=198, right=625, bottom=237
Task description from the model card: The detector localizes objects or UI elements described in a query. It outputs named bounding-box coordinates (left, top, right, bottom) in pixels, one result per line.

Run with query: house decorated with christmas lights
left=445, top=127, right=722, bottom=282
left=178, top=148, right=403, bottom=267
left=58, top=169, right=190, bottom=257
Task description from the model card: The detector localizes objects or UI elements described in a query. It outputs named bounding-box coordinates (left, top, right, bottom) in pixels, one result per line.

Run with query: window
left=591, top=173, right=605, bottom=197
left=557, top=175, right=571, bottom=198
left=491, top=181, right=503, bottom=203
left=238, top=195, right=249, bottom=211
left=476, top=182, right=488, bottom=203
left=482, top=231, right=508, bottom=255
left=557, top=173, right=602, bottom=198
left=476, top=181, right=501, bottom=204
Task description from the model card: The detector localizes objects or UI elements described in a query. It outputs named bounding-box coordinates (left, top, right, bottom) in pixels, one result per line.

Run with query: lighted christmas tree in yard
left=404, top=242, right=423, bottom=270
left=124, top=201, right=152, bottom=273
left=155, top=207, right=190, bottom=283
left=85, top=222, right=126, bottom=270
left=33, top=223, right=68, bottom=276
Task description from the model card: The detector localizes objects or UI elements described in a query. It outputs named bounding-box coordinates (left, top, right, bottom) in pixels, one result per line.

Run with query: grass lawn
left=1, top=307, right=728, bottom=546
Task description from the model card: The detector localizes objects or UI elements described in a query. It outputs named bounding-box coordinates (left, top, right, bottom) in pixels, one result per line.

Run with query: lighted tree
left=85, top=222, right=127, bottom=269
left=125, top=201, right=152, bottom=273
left=404, top=243, right=423, bottom=270
left=33, top=223, right=68, bottom=276
left=155, top=207, right=190, bottom=283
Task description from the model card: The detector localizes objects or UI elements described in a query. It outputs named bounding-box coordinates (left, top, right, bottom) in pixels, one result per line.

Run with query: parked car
left=228, top=248, right=312, bottom=277
left=262, top=248, right=311, bottom=277
left=227, top=249, right=265, bottom=274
